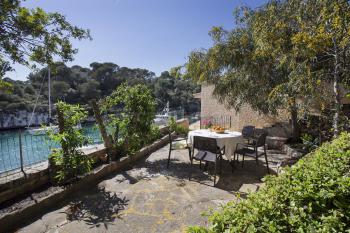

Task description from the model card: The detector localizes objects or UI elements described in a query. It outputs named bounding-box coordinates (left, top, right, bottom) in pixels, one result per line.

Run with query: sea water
left=0, top=124, right=102, bottom=174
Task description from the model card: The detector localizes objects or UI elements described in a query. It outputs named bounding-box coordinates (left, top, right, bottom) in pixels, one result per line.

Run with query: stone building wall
left=200, top=84, right=292, bottom=137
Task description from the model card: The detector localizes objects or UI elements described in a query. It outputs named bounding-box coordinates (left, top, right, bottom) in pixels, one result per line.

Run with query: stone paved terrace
left=16, top=144, right=286, bottom=233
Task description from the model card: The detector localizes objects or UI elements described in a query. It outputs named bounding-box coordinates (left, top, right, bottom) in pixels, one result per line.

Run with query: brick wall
left=201, top=84, right=291, bottom=137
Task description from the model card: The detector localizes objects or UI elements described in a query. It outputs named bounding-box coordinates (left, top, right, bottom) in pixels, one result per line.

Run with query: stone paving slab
left=16, top=144, right=285, bottom=233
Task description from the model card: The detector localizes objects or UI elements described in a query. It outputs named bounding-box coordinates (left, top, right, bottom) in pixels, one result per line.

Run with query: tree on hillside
left=153, top=71, right=200, bottom=113
left=89, top=62, right=120, bottom=95
left=0, top=0, right=91, bottom=87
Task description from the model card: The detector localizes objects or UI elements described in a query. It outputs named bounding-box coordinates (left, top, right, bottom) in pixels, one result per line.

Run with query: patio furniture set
left=167, top=125, right=269, bottom=186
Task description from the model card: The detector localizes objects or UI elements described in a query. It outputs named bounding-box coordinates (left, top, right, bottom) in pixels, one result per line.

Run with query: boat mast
left=48, top=65, right=51, bottom=126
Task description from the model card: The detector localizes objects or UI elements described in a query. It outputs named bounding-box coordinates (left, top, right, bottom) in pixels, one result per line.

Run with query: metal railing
left=200, top=115, right=232, bottom=129
left=0, top=125, right=103, bottom=176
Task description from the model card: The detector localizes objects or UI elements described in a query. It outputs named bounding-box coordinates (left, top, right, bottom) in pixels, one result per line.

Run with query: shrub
left=48, top=102, right=92, bottom=184
left=188, top=133, right=350, bottom=232
left=102, top=83, right=157, bottom=155
left=301, top=133, right=320, bottom=153
left=169, top=117, right=189, bottom=135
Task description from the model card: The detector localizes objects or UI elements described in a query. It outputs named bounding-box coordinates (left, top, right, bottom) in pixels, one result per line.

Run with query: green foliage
left=48, top=101, right=92, bottom=184
left=148, top=124, right=161, bottom=143
left=0, top=79, right=13, bottom=94
left=0, top=0, right=90, bottom=71
left=168, top=117, right=189, bottom=135
left=102, top=83, right=157, bottom=155
left=153, top=71, right=200, bottom=113
left=301, top=133, right=320, bottom=153
left=0, top=62, right=200, bottom=114
left=178, top=0, right=350, bottom=139
left=188, top=133, right=350, bottom=232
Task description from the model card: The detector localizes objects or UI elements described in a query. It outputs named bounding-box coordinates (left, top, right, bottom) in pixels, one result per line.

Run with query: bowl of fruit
left=212, top=126, right=226, bottom=134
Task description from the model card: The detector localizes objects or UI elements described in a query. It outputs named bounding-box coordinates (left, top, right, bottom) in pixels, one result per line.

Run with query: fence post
left=18, top=129, right=25, bottom=175
left=229, top=116, right=232, bottom=129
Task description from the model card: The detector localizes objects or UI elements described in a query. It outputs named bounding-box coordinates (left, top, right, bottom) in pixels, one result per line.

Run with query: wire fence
left=0, top=124, right=103, bottom=175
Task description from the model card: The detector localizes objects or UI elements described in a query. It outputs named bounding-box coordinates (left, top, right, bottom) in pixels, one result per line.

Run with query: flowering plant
left=202, top=118, right=213, bottom=129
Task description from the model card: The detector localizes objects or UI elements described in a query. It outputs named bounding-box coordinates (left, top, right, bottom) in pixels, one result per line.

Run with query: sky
left=8, top=0, right=267, bottom=81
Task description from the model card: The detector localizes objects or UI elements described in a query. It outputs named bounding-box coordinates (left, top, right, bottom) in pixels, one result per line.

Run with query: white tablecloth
left=187, top=129, right=244, bottom=161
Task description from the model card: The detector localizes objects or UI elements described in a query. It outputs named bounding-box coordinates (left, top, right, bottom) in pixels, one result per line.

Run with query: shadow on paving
left=132, top=155, right=277, bottom=193
left=65, top=186, right=128, bottom=229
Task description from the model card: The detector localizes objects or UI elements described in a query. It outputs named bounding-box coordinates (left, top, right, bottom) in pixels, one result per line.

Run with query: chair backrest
left=254, top=131, right=267, bottom=147
left=242, top=125, right=255, bottom=138
left=193, top=136, right=218, bottom=154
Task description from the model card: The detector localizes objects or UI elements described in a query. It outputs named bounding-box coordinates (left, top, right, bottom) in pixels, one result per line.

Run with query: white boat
left=154, top=102, right=173, bottom=125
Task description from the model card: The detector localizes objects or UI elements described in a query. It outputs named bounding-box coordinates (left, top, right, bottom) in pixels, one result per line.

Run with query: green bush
left=188, top=133, right=350, bottom=232
left=169, top=117, right=189, bottom=135
left=102, top=83, right=157, bottom=155
left=48, top=102, right=92, bottom=184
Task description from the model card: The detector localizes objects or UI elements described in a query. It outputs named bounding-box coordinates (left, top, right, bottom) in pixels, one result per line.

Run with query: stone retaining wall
left=0, top=132, right=172, bottom=232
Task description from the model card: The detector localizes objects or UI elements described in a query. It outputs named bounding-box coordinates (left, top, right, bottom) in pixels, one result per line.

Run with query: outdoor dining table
left=187, top=129, right=244, bottom=161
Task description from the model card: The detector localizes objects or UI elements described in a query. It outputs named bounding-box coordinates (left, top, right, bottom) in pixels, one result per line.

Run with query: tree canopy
left=178, top=0, right=350, bottom=139
left=0, top=0, right=91, bottom=91
left=0, top=62, right=200, bottom=115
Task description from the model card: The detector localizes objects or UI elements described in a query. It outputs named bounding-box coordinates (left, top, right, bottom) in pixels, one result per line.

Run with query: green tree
left=179, top=1, right=350, bottom=140
left=51, top=81, right=70, bottom=102
left=77, top=79, right=101, bottom=102
left=289, top=0, right=350, bottom=137
left=153, top=71, right=199, bottom=113
left=0, top=0, right=90, bottom=73
left=180, top=9, right=307, bottom=140
left=102, top=83, right=157, bottom=154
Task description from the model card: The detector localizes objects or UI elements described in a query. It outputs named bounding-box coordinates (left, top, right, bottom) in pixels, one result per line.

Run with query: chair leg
left=187, top=147, right=191, bottom=162
left=264, top=153, right=270, bottom=174
left=199, top=160, right=202, bottom=169
left=242, top=154, right=245, bottom=168
left=256, top=155, right=258, bottom=164
left=167, top=148, right=171, bottom=168
left=220, top=157, right=222, bottom=175
left=214, top=162, right=217, bottom=187
left=189, top=157, right=193, bottom=181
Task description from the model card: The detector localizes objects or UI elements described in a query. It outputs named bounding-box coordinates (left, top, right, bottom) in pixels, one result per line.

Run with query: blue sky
left=9, top=0, right=267, bottom=80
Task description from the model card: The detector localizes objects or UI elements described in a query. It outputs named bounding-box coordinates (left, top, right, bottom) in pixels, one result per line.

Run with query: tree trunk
left=332, top=40, right=341, bottom=138
left=290, top=99, right=300, bottom=142
left=333, top=66, right=341, bottom=138
left=91, top=100, right=115, bottom=160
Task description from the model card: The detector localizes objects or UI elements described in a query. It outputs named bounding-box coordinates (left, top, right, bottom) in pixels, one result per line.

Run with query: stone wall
left=201, top=84, right=292, bottom=137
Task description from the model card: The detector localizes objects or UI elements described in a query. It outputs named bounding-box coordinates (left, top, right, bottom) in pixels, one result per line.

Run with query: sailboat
left=27, top=66, right=58, bottom=135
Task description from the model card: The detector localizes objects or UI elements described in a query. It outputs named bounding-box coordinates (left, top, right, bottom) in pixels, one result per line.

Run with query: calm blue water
left=0, top=124, right=102, bottom=174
